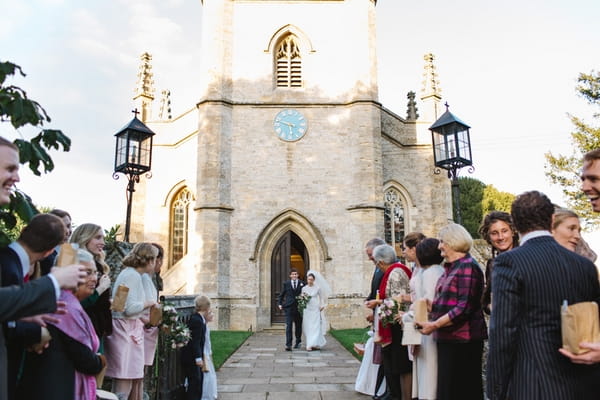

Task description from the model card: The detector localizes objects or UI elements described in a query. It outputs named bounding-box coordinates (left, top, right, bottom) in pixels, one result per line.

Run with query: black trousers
left=184, top=364, right=204, bottom=400
left=436, top=340, right=483, bottom=400
left=284, top=306, right=302, bottom=347
left=381, top=324, right=412, bottom=399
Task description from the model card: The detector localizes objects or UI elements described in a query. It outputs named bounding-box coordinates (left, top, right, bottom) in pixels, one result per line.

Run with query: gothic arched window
left=170, top=188, right=193, bottom=266
left=384, top=187, right=406, bottom=253
left=275, top=35, right=302, bottom=88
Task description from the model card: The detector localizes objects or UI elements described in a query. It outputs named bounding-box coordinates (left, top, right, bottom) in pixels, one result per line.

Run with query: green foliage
left=457, top=177, right=486, bottom=237
left=482, top=185, right=515, bottom=215
left=329, top=327, right=370, bottom=360
left=0, top=61, right=72, bottom=245
left=457, top=177, right=516, bottom=238
left=545, top=70, right=600, bottom=228
left=104, top=224, right=121, bottom=246
left=210, top=330, right=252, bottom=369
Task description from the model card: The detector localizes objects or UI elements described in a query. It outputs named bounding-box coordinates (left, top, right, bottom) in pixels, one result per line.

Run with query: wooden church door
left=271, top=231, right=309, bottom=323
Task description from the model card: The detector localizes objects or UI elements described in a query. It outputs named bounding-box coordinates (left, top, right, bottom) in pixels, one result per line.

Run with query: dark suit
left=181, top=313, right=206, bottom=400
left=277, top=279, right=304, bottom=348
left=0, top=276, right=57, bottom=400
left=367, top=266, right=384, bottom=301
left=487, top=235, right=600, bottom=400
left=0, top=246, right=42, bottom=399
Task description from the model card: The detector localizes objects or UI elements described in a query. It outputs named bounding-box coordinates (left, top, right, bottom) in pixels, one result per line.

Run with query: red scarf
left=377, top=262, right=411, bottom=346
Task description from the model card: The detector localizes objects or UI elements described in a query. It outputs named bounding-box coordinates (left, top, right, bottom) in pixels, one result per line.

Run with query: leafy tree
left=0, top=61, right=72, bottom=245
left=482, top=185, right=514, bottom=215
left=457, top=177, right=516, bottom=238
left=545, top=71, right=600, bottom=228
left=457, top=177, right=485, bottom=238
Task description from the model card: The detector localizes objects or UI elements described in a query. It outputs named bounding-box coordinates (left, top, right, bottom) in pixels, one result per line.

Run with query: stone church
left=129, top=0, right=452, bottom=330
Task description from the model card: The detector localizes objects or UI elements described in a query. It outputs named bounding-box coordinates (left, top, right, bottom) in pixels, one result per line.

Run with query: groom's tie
left=293, top=280, right=296, bottom=290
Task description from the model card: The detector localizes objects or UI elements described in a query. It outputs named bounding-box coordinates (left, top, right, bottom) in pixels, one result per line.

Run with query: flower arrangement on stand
left=296, top=292, right=311, bottom=314
left=161, top=303, right=191, bottom=349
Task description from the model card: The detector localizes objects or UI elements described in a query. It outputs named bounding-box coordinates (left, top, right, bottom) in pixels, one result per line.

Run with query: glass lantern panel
left=115, top=136, right=129, bottom=169
left=457, top=129, right=471, bottom=161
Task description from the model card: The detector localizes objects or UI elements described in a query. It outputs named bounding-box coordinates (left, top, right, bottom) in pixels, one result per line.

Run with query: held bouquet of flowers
left=377, top=297, right=410, bottom=327
left=161, top=303, right=191, bottom=349
left=296, top=292, right=311, bottom=314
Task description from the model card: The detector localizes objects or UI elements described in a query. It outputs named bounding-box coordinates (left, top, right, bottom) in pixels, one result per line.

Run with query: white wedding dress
left=301, top=283, right=327, bottom=349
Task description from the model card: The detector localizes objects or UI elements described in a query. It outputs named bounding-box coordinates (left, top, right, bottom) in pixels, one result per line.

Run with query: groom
left=277, top=268, right=304, bottom=351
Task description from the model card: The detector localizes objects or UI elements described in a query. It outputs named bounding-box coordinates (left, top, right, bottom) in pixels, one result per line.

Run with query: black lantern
left=113, top=109, right=155, bottom=241
left=430, top=103, right=473, bottom=224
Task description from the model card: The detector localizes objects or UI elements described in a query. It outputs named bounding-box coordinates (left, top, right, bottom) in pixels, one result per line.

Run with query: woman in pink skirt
left=105, top=242, right=158, bottom=400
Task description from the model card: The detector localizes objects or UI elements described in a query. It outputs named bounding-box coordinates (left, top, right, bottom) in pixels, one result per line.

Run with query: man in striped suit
left=487, top=191, right=600, bottom=400
left=559, top=149, right=600, bottom=364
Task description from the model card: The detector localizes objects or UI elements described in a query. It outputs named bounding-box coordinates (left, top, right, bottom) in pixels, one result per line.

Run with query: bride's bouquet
left=296, top=292, right=311, bottom=314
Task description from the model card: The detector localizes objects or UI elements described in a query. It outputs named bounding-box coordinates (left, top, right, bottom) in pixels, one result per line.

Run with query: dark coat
left=80, top=260, right=113, bottom=340
left=17, top=324, right=103, bottom=400
left=0, top=246, right=43, bottom=398
left=277, top=279, right=305, bottom=309
left=0, top=276, right=57, bottom=400
left=487, top=236, right=600, bottom=400
left=181, top=313, right=206, bottom=400
left=367, top=267, right=384, bottom=301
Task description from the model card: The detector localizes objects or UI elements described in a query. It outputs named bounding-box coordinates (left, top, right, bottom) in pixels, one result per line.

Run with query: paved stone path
left=217, top=331, right=371, bottom=400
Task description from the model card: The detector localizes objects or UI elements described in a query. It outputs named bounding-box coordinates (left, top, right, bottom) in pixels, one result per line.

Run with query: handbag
left=372, top=343, right=383, bottom=364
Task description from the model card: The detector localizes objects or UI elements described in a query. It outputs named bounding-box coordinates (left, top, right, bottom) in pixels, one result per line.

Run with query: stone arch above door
left=251, top=209, right=330, bottom=328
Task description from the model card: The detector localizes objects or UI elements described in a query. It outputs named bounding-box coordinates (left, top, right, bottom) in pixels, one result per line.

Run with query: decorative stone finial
left=135, top=52, right=155, bottom=100
left=133, top=52, right=155, bottom=122
left=421, top=53, right=442, bottom=100
left=159, top=90, right=172, bottom=120
left=406, top=91, right=419, bottom=121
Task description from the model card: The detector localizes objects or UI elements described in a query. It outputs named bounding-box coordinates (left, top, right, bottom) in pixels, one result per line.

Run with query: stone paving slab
left=216, top=332, right=371, bottom=399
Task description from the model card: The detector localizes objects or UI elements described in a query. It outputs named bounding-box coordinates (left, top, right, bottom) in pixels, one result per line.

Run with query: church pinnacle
left=420, top=53, right=443, bottom=121
left=134, top=52, right=155, bottom=122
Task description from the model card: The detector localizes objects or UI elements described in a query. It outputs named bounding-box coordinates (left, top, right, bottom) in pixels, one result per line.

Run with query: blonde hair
left=552, top=208, right=579, bottom=231
left=438, top=223, right=473, bottom=253
left=194, top=295, right=211, bottom=312
left=122, top=242, right=158, bottom=269
left=70, top=223, right=110, bottom=274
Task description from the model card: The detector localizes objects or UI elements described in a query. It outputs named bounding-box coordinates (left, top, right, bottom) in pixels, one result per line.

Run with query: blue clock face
left=273, top=109, right=308, bottom=142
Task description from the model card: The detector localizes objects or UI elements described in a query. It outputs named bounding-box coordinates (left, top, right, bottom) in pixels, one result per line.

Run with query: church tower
left=132, top=0, right=452, bottom=330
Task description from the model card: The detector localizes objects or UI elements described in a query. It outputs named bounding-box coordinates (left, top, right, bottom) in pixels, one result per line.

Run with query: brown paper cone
left=414, top=299, right=429, bottom=324
left=149, top=304, right=163, bottom=326
left=110, top=285, right=129, bottom=312
left=561, top=301, right=600, bottom=354
left=55, top=243, right=78, bottom=267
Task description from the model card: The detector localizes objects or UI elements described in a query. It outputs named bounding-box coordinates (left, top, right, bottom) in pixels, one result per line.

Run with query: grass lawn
left=329, top=327, right=370, bottom=360
left=211, top=330, right=252, bottom=369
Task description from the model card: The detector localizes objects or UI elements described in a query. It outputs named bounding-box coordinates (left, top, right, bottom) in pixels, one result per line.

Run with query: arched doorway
left=271, top=231, right=309, bottom=323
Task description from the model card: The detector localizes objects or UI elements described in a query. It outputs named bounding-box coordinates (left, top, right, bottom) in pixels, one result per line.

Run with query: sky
left=1, top=0, right=600, bottom=245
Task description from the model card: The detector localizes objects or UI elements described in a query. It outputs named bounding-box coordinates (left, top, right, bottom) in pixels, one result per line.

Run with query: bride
left=301, top=270, right=331, bottom=351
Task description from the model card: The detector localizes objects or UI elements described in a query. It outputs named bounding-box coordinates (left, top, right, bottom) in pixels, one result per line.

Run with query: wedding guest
left=364, top=237, right=387, bottom=400
left=487, top=191, right=600, bottom=399
left=104, top=242, right=157, bottom=400
left=367, top=244, right=412, bottom=400
left=202, top=304, right=217, bottom=400
left=39, top=208, right=72, bottom=275
left=70, top=224, right=112, bottom=352
left=418, top=223, right=487, bottom=400
left=182, top=295, right=209, bottom=400
left=552, top=208, right=582, bottom=252
left=478, top=211, right=519, bottom=314
left=409, top=238, right=444, bottom=400
left=18, top=249, right=105, bottom=400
